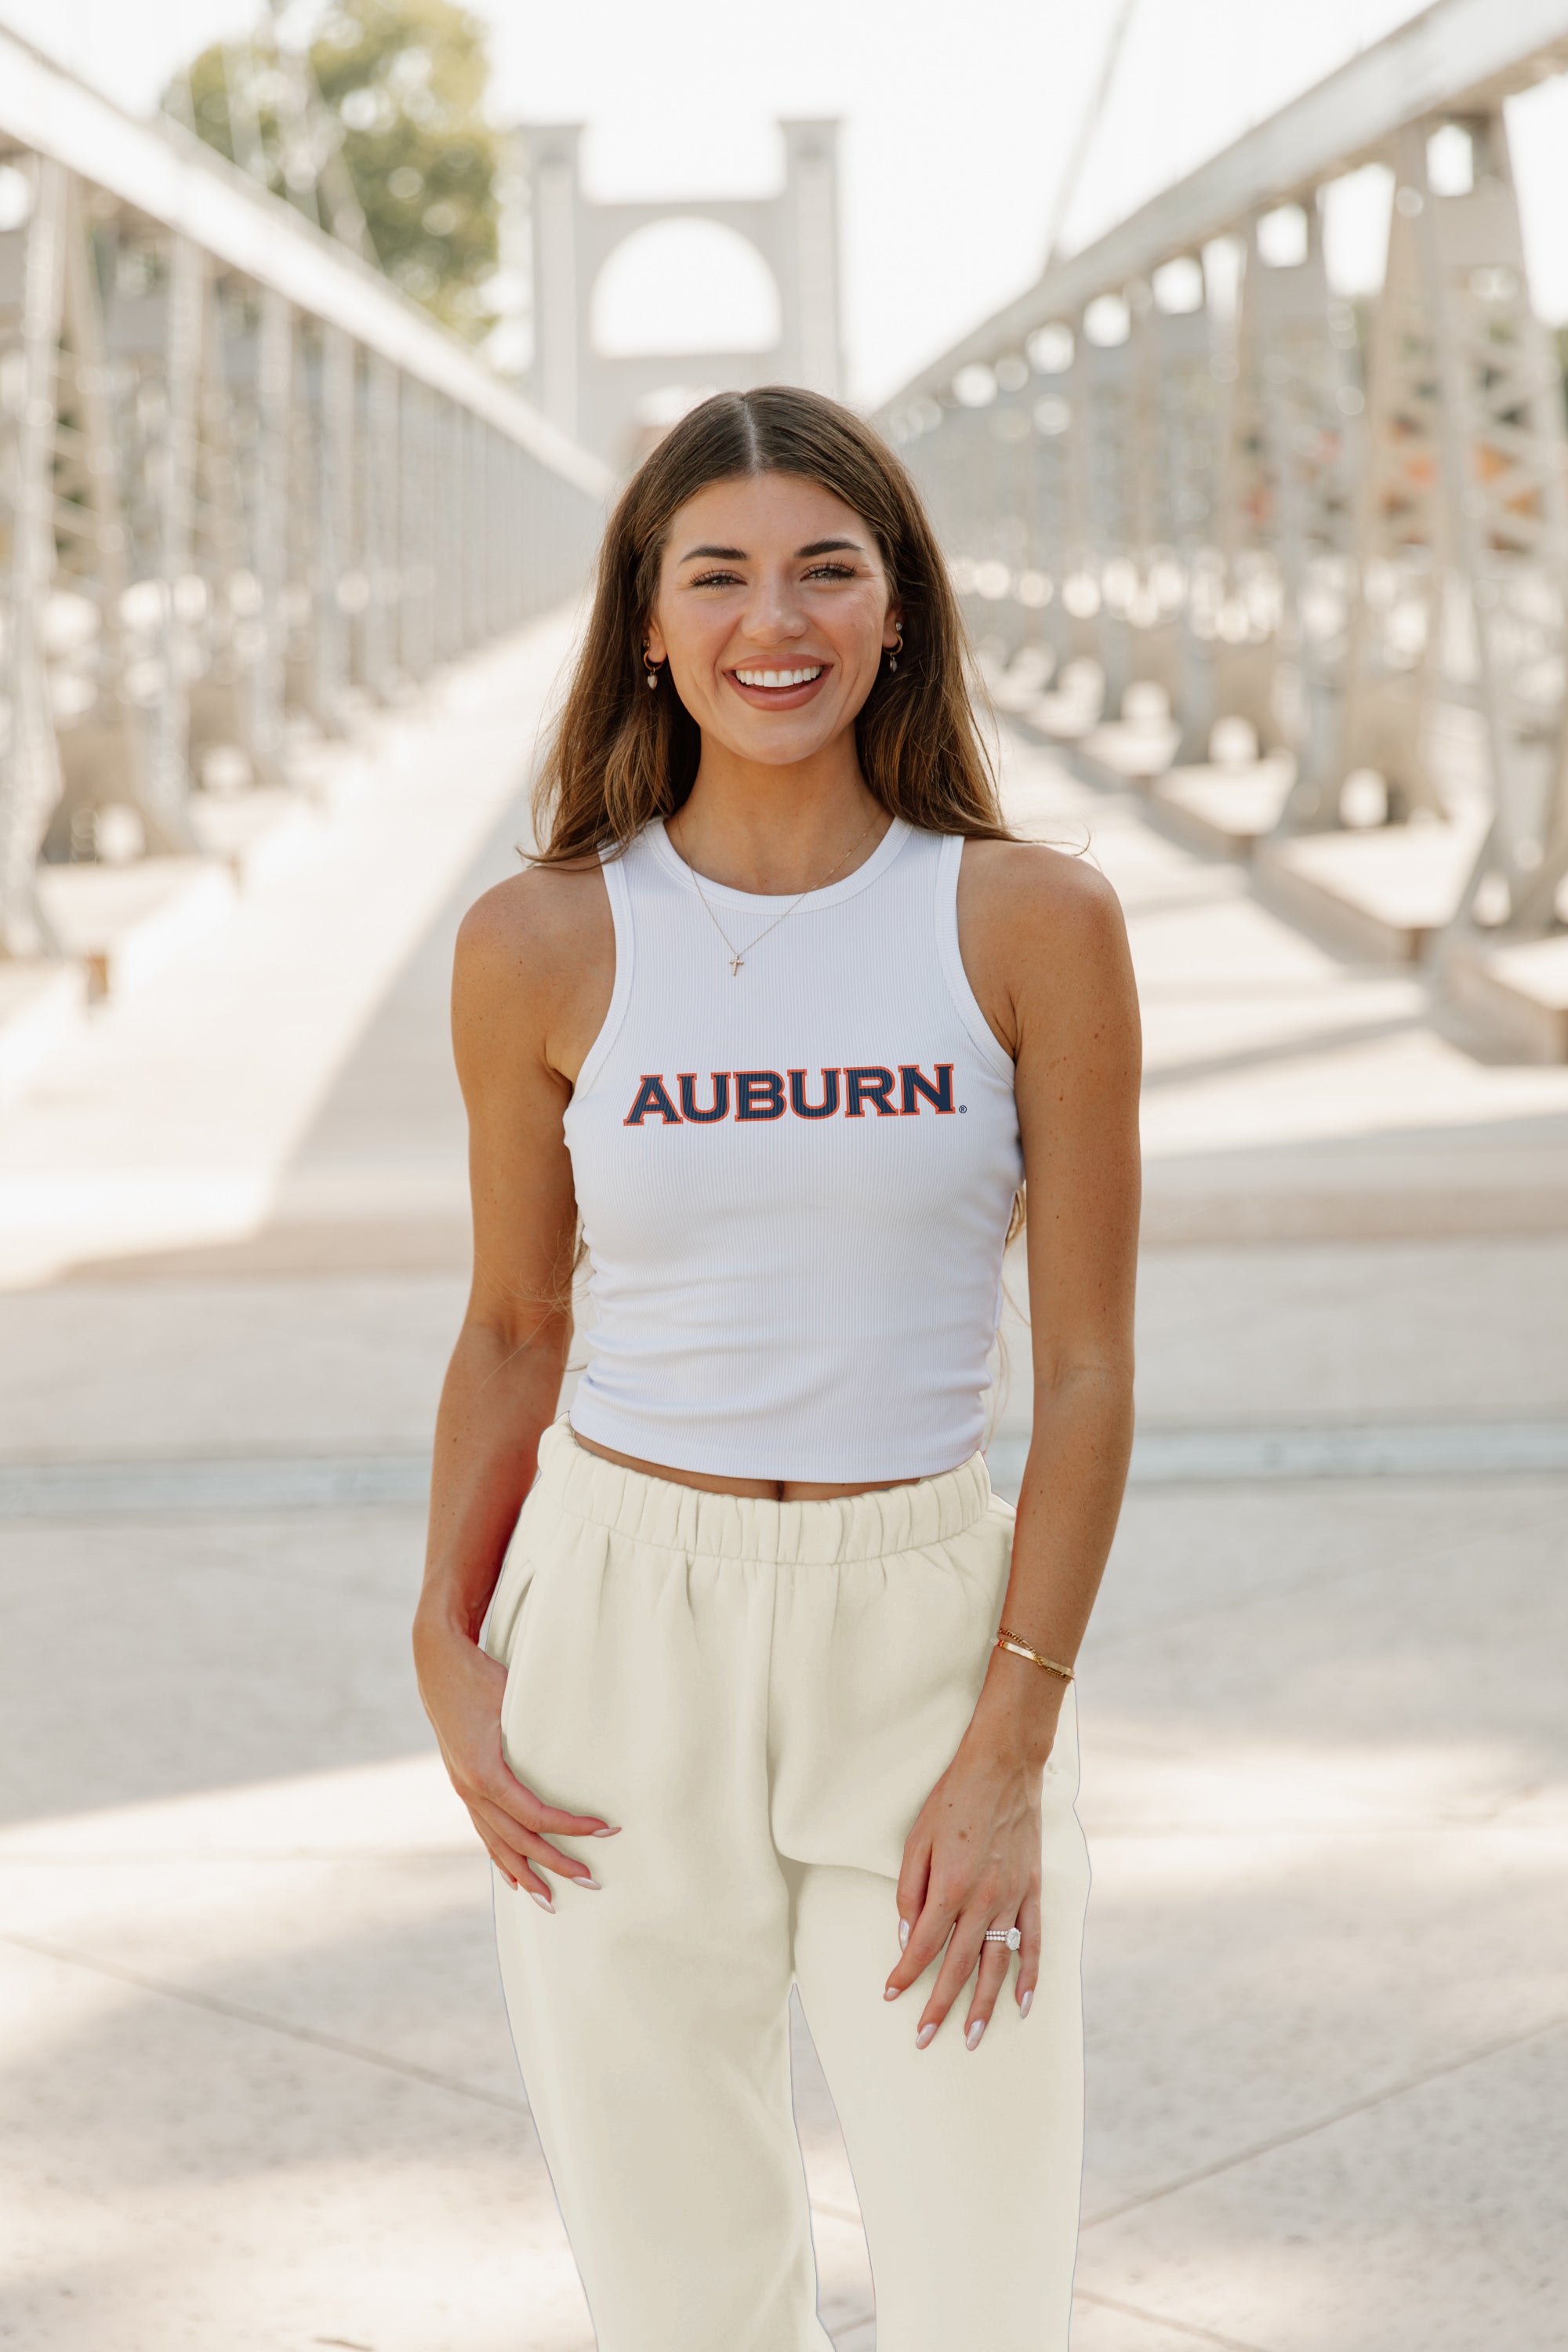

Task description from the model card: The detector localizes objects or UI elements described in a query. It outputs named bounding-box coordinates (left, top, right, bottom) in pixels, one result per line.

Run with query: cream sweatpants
left=485, top=1423, right=1091, bottom=2352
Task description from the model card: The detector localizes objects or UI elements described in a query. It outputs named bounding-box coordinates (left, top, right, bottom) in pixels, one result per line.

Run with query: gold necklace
left=668, top=810, right=884, bottom=976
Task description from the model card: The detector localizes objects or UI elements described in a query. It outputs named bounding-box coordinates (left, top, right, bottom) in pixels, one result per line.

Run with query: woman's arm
left=882, top=843, right=1141, bottom=2042
left=413, top=866, right=619, bottom=1907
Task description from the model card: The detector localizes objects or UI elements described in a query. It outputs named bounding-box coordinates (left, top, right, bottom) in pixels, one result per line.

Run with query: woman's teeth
left=733, top=666, right=823, bottom=688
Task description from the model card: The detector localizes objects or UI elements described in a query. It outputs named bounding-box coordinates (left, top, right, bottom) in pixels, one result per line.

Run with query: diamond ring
left=983, top=1926, right=1022, bottom=1951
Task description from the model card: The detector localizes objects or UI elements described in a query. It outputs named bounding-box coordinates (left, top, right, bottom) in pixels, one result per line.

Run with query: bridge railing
left=877, top=0, right=1568, bottom=1019
left=0, top=25, right=611, bottom=963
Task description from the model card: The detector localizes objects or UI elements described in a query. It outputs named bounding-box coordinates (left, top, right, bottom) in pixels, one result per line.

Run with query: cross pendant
left=729, top=953, right=745, bottom=976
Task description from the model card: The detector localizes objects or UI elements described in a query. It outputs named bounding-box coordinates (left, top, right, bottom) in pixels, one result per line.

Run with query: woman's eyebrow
left=677, top=537, right=867, bottom=563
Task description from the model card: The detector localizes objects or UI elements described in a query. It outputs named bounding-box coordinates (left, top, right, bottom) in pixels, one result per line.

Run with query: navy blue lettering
left=788, top=1067, right=840, bottom=1119
left=626, top=1064, right=953, bottom=1127
left=624, top=1073, right=682, bottom=1126
left=735, top=1070, right=786, bottom=1120
left=677, top=1072, right=730, bottom=1122
left=844, top=1065, right=898, bottom=1116
left=900, top=1062, right=955, bottom=1115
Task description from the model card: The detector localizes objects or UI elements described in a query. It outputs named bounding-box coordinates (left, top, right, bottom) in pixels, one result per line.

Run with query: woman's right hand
left=413, top=1614, right=618, bottom=1907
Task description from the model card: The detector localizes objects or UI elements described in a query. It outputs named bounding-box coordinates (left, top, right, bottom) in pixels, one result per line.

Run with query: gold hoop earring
left=643, top=644, right=664, bottom=691
left=886, top=623, right=904, bottom=675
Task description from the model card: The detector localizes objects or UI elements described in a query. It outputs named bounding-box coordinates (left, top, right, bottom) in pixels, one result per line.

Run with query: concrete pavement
left=2, top=617, right=1565, bottom=2349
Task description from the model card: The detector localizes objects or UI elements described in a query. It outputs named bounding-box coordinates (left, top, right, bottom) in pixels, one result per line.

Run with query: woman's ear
left=882, top=602, right=904, bottom=652
left=644, top=618, right=668, bottom=665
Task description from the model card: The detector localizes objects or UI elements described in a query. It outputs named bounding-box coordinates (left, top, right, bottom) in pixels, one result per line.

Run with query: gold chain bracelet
left=994, top=1626, right=1075, bottom=1683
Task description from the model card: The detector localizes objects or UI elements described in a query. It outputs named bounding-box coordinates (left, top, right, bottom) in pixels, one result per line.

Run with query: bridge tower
left=517, top=121, right=844, bottom=468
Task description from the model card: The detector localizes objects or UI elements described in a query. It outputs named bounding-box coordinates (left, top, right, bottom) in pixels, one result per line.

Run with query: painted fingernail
left=967, top=2019, right=985, bottom=2050
left=916, top=2023, right=936, bottom=2050
left=591, top=1826, right=621, bottom=1838
left=530, top=1890, right=554, bottom=1913
left=884, top=1984, right=900, bottom=2001
left=1019, top=1988, right=1033, bottom=2018
left=898, top=1918, right=910, bottom=1951
left=575, top=1875, right=602, bottom=1891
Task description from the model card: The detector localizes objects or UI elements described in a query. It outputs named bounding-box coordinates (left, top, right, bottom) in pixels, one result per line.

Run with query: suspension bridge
left=1, top=5, right=1566, bottom=2350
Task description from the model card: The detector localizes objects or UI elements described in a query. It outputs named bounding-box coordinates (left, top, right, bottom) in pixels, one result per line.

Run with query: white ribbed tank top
left=564, top=816, right=1023, bottom=1483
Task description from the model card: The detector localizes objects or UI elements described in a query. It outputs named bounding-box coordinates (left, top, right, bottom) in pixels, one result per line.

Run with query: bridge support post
left=1328, top=155, right=1451, bottom=837
left=358, top=355, right=401, bottom=701
left=0, top=158, right=67, bottom=956
left=147, top=234, right=205, bottom=833
left=311, top=322, right=355, bottom=735
left=249, top=287, right=292, bottom=783
left=1076, top=317, right=1136, bottom=721
left=492, top=430, right=510, bottom=639
left=1195, top=237, right=1294, bottom=768
left=441, top=401, right=463, bottom=661
left=978, top=368, right=1036, bottom=663
left=1247, top=205, right=1361, bottom=832
left=519, top=123, right=583, bottom=446
left=49, top=180, right=187, bottom=858
left=463, top=409, right=485, bottom=652
left=1408, top=114, right=1568, bottom=936
left=1022, top=354, right=1073, bottom=679
left=1142, top=272, right=1224, bottom=763
left=779, top=120, right=843, bottom=398
left=397, top=379, right=430, bottom=682
left=1130, top=281, right=1207, bottom=718
left=184, top=277, right=260, bottom=788
left=1058, top=326, right=1105, bottom=685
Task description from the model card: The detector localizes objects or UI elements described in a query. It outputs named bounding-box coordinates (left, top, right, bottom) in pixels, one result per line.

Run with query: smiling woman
left=413, top=386, right=1141, bottom=2352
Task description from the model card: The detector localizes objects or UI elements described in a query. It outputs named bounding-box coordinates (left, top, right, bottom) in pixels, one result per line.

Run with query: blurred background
left=2, top=4, right=1565, bottom=2347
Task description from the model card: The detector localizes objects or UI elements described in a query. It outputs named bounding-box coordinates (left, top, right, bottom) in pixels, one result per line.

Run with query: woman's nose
left=742, top=612, right=808, bottom=648
left=741, top=578, right=809, bottom=641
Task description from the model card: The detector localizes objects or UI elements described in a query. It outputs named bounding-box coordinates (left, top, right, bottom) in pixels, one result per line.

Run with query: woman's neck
left=670, top=739, right=887, bottom=895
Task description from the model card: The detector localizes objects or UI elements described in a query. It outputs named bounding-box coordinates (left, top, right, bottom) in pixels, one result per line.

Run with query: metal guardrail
left=879, top=0, right=1568, bottom=957
left=0, top=24, right=612, bottom=960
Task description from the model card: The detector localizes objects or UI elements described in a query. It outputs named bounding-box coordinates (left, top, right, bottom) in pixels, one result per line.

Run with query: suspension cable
left=1042, top=0, right=1143, bottom=269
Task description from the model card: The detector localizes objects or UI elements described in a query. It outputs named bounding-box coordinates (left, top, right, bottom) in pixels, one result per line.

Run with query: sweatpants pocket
left=481, top=1471, right=554, bottom=1667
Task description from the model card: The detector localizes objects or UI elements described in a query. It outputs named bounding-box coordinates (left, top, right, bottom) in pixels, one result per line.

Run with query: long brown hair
left=530, top=384, right=1011, bottom=862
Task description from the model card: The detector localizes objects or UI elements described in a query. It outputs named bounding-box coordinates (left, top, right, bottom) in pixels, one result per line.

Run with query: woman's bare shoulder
left=458, top=855, right=610, bottom=979
left=958, top=833, right=1122, bottom=928
left=956, top=833, right=1129, bottom=1007
left=453, top=855, right=615, bottom=1083
left=952, top=835, right=1135, bottom=1070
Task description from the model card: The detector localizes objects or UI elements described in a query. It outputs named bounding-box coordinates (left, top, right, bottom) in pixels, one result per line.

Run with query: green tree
left=168, top=0, right=500, bottom=342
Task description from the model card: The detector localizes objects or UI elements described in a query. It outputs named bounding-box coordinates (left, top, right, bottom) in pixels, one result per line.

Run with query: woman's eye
left=685, top=562, right=856, bottom=587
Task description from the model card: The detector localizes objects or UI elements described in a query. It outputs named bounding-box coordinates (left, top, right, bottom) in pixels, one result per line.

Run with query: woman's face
left=645, top=470, right=902, bottom=771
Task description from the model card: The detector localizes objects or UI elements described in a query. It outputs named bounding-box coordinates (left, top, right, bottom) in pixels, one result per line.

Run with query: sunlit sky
left=5, top=0, right=1568, bottom=402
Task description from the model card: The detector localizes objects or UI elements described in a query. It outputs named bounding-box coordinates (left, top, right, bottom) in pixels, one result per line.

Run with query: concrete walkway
left=1, top=620, right=1565, bottom=2350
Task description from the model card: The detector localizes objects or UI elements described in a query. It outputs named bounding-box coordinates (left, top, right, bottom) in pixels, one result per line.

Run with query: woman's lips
left=725, top=663, right=832, bottom=710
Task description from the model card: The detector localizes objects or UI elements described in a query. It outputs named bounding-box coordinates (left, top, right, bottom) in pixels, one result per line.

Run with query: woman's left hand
left=883, top=1690, right=1060, bottom=2047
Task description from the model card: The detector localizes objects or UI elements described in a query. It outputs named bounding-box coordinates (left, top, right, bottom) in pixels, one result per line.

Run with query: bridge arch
left=590, top=219, right=782, bottom=358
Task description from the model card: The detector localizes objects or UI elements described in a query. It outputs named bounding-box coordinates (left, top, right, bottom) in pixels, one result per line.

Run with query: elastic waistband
left=540, top=1421, right=996, bottom=1564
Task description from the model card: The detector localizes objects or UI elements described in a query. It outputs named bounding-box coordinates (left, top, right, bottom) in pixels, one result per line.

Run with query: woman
left=413, top=386, right=1140, bottom=2352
